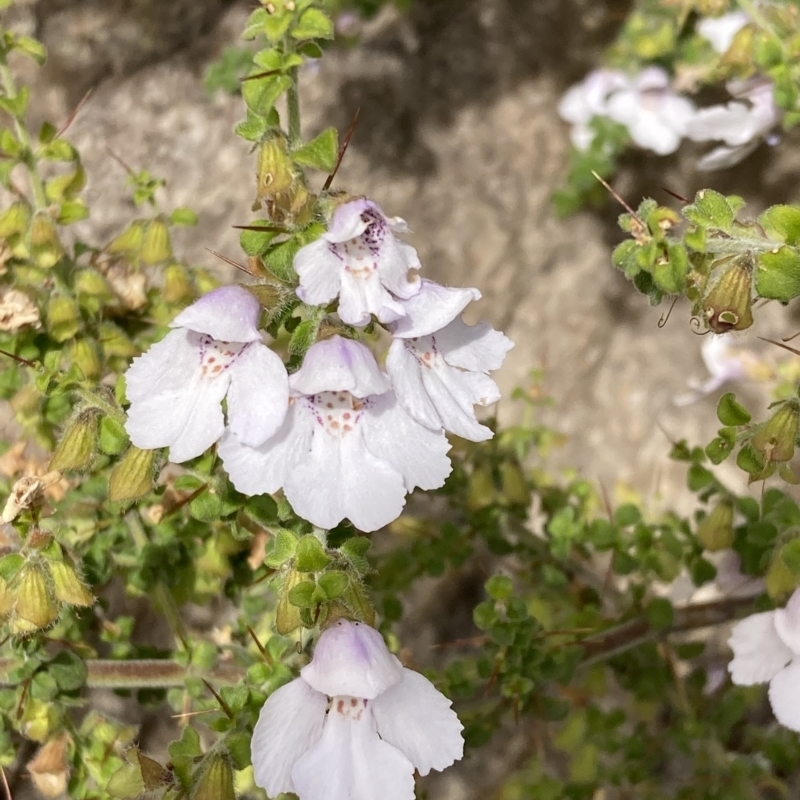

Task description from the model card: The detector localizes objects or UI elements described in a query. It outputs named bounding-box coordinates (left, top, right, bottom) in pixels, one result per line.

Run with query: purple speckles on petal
left=197, top=335, right=248, bottom=379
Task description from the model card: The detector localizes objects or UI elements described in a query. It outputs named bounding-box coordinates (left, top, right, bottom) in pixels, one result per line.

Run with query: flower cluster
left=728, top=588, right=800, bottom=732
left=558, top=11, right=781, bottom=170
left=124, top=199, right=512, bottom=531
left=251, top=618, right=464, bottom=800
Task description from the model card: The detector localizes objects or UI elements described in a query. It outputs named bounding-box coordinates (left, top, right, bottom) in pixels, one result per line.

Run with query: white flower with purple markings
left=294, top=199, right=421, bottom=327
left=387, top=280, right=514, bottom=441
left=124, top=286, right=289, bottom=463
left=697, top=10, right=749, bottom=54
left=219, top=336, right=451, bottom=532
left=728, top=589, right=800, bottom=731
left=251, top=618, right=464, bottom=800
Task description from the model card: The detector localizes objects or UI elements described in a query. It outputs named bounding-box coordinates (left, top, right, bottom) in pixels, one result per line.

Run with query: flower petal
left=420, top=368, right=496, bottom=441
left=251, top=678, right=327, bottom=797
left=124, top=329, right=198, bottom=402
left=290, top=337, right=390, bottom=398
left=295, top=239, right=344, bottom=307
left=337, top=269, right=406, bottom=327
left=292, top=702, right=414, bottom=800
left=170, top=286, right=262, bottom=342
left=375, top=240, right=421, bottom=301
left=385, top=339, right=441, bottom=430
left=284, top=417, right=406, bottom=532
left=323, top=199, right=373, bottom=243
left=363, top=393, right=452, bottom=490
left=696, top=141, right=759, bottom=171
left=372, top=668, right=464, bottom=776
left=226, top=343, right=290, bottom=447
left=774, top=589, right=800, bottom=655
left=768, top=660, right=800, bottom=731
left=390, top=280, right=481, bottom=339
left=301, top=619, right=404, bottom=699
left=218, top=404, right=313, bottom=496
left=436, top=318, right=514, bottom=372
left=728, top=610, right=792, bottom=685
left=697, top=11, right=749, bottom=54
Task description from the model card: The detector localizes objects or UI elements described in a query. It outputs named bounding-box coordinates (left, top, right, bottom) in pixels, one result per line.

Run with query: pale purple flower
left=605, top=67, right=696, bottom=155
left=673, top=334, right=748, bottom=406
left=557, top=68, right=631, bottom=151
left=687, top=78, right=780, bottom=170
left=251, top=619, right=464, bottom=800
left=218, top=336, right=451, bottom=532
left=728, top=588, right=800, bottom=731
left=386, top=281, right=513, bottom=441
left=697, top=11, right=749, bottom=54
left=124, top=286, right=289, bottom=463
left=294, top=200, right=422, bottom=327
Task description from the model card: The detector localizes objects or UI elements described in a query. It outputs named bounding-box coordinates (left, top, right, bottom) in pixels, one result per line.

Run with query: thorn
left=655, top=421, right=679, bottom=447
left=56, top=87, right=94, bottom=139
left=241, top=68, right=283, bottom=83
left=758, top=336, right=800, bottom=358
left=323, top=107, right=361, bottom=192
left=591, top=170, right=641, bottom=221
left=205, top=248, right=254, bottom=276
left=661, top=186, right=690, bottom=204
left=597, top=478, right=614, bottom=521
left=162, top=483, right=209, bottom=520
left=201, top=678, right=234, bottom=720
left=170, top=708, right=219, bottom=719
left=105, top=145, right=136, bottom=177
left=0, top=348, right=37, bottom=368
left=231, top=224, right=289, bottom=234
left=0, top=765, right=10, bottom=800
left=247, top=625, right=273, bottom=663
left=658, top=296, right=679, bottom=328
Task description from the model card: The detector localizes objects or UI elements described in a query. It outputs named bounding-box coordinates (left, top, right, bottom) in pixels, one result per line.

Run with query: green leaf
left=294, top=534, right=332, bottom=572
left=288, top=318, right=320, bottom=358
left=225, top=731, right=252, bottom=771
left=98, top=416, right=129, bottom=455
left=687, top=463, right=714, bottom=491
left=169, top=207, right=198, bottom=227
left=189, top=487, right=241, bottom=522
left=0, top=553, right=24, bottom=581
left=292, top=127, right=338, bottom=172
left=15, top=36, right=46, bottom=65
left=56, top=200, right=89, bottom=225
left=241, top=8, right=268, bottom=40
left=340, top=536, right=371, bottom=573
left=287, top=579, right=316, bottom=608
left=645, top=597, right=674, bottom=630
left=780, top=539, right=800, bottom=576
left=234, top=112, right=269, bottom=142
left=614, top=503, right=641, bottom=527
left=263, top=529, right=298, bottom=569
left=652, top=244, right=688, bottom=294
left=717, top=392, right=751, bottom=426
left=264, top=12, right=293, bottom=43
left=240, top=225, right=278, bottom=257
left=47, top=650, right=87, bottom=691
left=736, top=444, right=766, bottom=474
left=318, top=570, right=348, bottom=599
left=755, top=246, right=800, bottom=303
left=263, top=237, right=301, bottom=284
left=242, top=72, right=292, bottom=118
left=683, top=189, right=735, bottom=231
left=705, top=435, right=733, bottom=465
left=485, top=574, right=513, bottom=601
left=759, top=204, right=800, bottom=246
left=291, top=7, right=335, bottom=40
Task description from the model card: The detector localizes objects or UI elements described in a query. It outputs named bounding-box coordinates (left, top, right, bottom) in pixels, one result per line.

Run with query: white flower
left=386, top=280, right=514, bottom=441
left=294, top=199, right=422, bottom=327
left=219, top=336, right=451, bottom=532
left=673, top=334, right=752, bottom=406
left=605, top=67, right=696, bottom=155
left=251, top=619, right=464, bottom=800
left=687, top=79, right=780, bottom=170
left=728, top=588, right=800, bottom=731
left=557, top=68, right=631, bottom=151
left=0, top=288, right=40, bottom=332
left=124, top=285, right=289, bottom=463
left=697, top=11, right=749, bottom=54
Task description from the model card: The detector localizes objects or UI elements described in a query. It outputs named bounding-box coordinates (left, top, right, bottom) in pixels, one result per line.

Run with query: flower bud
left=48, top=557, right=94, bottom=607
left=69, top=338, right=103, bottom=380
left=257, top=137, right=295, bottom=200
left=74, top=268, right=113, bottom=299
left=163, top=263, right=193, bottom=303
left=27, top=733, right=71, bottom=799
left=0, top=576, right=14, bottom=617
left=467, top=466, right=496, bottom=511
left=192, top=752, right=236, bottom=800
left=751, top=400, right=800, bottom=464
left=766, top=556, right=797, bottom=600
left=500, top=462, right=530, bottom=506
left=30, top=213, right=65, bottom=268
left=107, top=220, right=145, bottom=255
left=700, top=258, right=753, bottom=333
left=0, top=200, right=31, bottom=240
left=50, top=410, right=99, bottom=472
left=46, top=295, right=83, bottom=342
left=108, top=446, right=156, bottom=503
left=276, top=568, right=304, bottom=634
left=140, top=219, right=172, bottom=266
left=97, top=322, right=137, bottom=358
left=697, top=499, right=734, bottom=551
left=10, top=562, right=59, bottom=633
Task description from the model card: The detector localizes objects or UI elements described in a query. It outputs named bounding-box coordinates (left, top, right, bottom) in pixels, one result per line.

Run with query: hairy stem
left=287, top=66, right=301, bottom=147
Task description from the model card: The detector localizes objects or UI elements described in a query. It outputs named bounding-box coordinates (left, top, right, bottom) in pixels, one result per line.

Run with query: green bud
left=467, top=466, right=496, bottom=511
left=700, top=258, right=753, bottom=333
left=97, top=322, right=137, bottom=358
left=751, top=400, right=800, bottom=464
left=30, top=213, right=64, bottom=268
left=74, top=268, right=113, bottom=298
left=0, top=200, right=30, bottom=239
left=192, top=752, right=235, bottom=800
left=766, top=556, right=798, bottom=600
left=696, top=499, right=734, bottom=551
left=69, top=338, right=102, bottom=380
left=48, top=558, right=94, bottom=607
left=163, top=263, right=193, bottom=303
left=500, top=462, right=530, bottom=505
left=10, top=563, right=59, bottom=633
left=276, top=569, right=304, bottom=634
left=0, top=576, right=13, bottom=617
left=107, top=220, right=145, bottom=255
left=19, top=699, right=57, bottom=742
left=50, top=410, right=98, bottom=472
left=46, top=295, right=83, bottom=342
left=257, top=136, right=295, bottom=199
left=108, top=446, right=156, bottom=503
left=140, top=219, right=172, bottom=266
